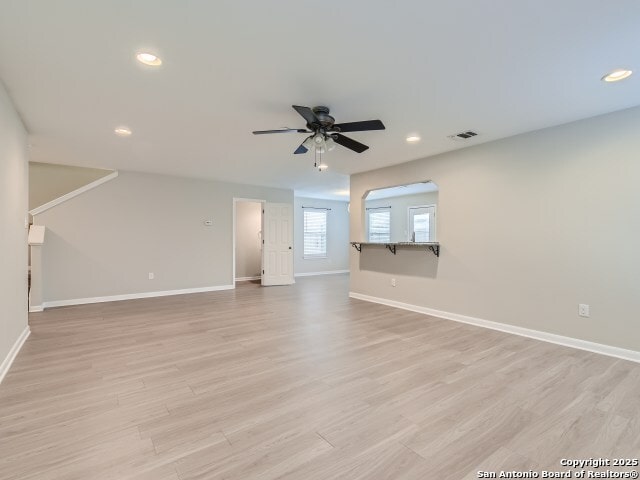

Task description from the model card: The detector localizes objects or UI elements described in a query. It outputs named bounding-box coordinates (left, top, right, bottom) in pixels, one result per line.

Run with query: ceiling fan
left=253, top=105, right=385, bottom=155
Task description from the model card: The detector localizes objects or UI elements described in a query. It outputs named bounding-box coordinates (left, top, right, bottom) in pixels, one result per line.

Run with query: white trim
left=295, top=270, right=350, bottom=277
left=233, top=197, right=268, bottom=203
left=29, top=171, right=119, bottom=216
left=302, top=208, right=328, bottom=260
left=235, top=276, right=261, bottom=281
left=0, top=326, right=30, bottom=384
left=42, top=285, right=235, bottom=309
left=28, top=285, right=43, bottom=312
left=28, top=225, right=46, bottom=245
left=348, top=292, right=640, bottom=364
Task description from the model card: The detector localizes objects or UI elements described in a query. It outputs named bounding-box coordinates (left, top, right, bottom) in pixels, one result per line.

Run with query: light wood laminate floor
left=1, top=274, right=639, bottom=480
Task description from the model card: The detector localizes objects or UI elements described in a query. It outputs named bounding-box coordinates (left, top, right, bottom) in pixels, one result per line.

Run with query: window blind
left=303, top=209, right=327, bottom=258
left=368, top=210, right=391, bottom=242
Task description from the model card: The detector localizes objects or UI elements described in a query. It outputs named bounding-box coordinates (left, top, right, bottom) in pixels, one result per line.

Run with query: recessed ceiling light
left=601, top=69, right=632, bottom=82
left=406, top=135, right=421, bottom=143
left=114, top=126, right=132, bottom=137
left=318, top=163, right=328, bottom=171
left=136, top=52, right=162, bottom=66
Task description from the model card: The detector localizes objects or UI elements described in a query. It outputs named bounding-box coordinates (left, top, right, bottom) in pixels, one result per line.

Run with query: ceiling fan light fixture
left=312, top=133, right=327, bottom=153
left=325, top=137, right=336, bottom=151
left=302, top=136, right=315, bottom=150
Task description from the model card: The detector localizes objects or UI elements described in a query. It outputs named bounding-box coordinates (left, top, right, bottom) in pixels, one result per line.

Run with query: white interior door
left=262, top=203, right=294, bottom=286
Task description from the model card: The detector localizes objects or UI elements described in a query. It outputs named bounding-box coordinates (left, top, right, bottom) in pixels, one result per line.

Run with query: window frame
left=303, top=208, right=328, bottom=259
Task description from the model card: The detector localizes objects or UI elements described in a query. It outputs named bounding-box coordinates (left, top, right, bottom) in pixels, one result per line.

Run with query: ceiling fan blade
left=292, top=105, right=320, bottom=126
left=332, top=120, right=385, bottom=132
left=252, top=128, right=308, bottom=135
left=293, top=142, right=308, bottom=154
left=333, top=134, right=369, bottom=153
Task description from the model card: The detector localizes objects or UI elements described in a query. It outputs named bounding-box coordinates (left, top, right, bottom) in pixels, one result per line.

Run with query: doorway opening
left=233, top=199, right=264, bottom=285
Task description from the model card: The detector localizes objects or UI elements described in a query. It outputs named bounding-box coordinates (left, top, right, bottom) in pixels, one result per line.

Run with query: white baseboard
left=349, top=292, right=640, bottom=364
left=0, top=326, right=30, bottom=385
left=43, top=285, right=235, bottom=309
left=235, top=276, right=261, bottom=282
left=28, top=289, right=43, bottom=312
left=295, top=270, right=350, bottom=277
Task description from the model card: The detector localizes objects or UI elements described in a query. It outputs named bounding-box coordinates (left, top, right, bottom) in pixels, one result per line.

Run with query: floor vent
left=448, top=130, right=479, bottom=140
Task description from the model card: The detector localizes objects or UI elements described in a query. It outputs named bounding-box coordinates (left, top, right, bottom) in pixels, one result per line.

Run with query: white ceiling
left=1, top=1, right=639, bottom=200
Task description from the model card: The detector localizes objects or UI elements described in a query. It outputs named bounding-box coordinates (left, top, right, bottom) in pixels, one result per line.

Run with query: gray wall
left=294, top=197, right=350, bottom=275
left=29, top=162, right=112, bottom=210
left=235, top=201, right=262, bottom=280
left=351, top=105, right=640, bottom=352
left=35, top=171, right=292, bottom=303
left=0, top=82, right=28, bottom=365
left=365, top=191, right=439, bottom=242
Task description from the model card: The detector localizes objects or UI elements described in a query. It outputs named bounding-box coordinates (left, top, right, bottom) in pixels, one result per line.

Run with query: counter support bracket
left=350, top=242, right=439, bottom=257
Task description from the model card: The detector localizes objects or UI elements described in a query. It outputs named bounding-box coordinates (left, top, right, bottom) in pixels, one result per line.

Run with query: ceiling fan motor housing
left=311, top=106, right=335, bottom=129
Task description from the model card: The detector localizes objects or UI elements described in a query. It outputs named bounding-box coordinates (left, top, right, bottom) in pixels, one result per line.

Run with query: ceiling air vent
left=448, top=130, right=479, bottom=141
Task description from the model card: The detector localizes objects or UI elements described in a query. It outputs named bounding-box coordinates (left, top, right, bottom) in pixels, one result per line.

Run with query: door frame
left=233, top=197, right=266, bottom=287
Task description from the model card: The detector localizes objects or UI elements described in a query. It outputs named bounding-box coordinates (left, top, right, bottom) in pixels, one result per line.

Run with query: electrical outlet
left=148, top=272, right=155, bottom=280
left=578, top=304, right=590, bottom=317
left=391, top=278, right=396, bottom=287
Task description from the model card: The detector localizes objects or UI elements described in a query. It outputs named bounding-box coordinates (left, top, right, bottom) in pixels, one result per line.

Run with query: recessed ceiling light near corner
left=136, top=52, right=162, bottom=67
left=114, top=126, right=132, bottom=137
left=406, top=135, right=421, bottom=143
left=601, top=69, right=632, bottom=82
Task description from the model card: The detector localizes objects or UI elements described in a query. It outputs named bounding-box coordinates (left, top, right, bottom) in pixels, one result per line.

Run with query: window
left=367, top=209, right=391, bottom=242
left=408, top=205, right=436, bottom=242
left=303, top=209, right=327, bottom=258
